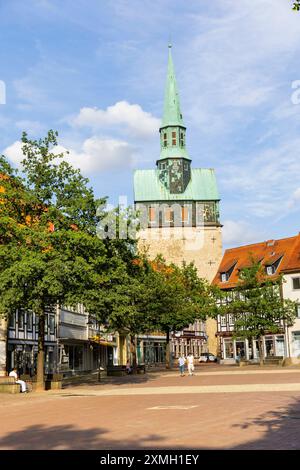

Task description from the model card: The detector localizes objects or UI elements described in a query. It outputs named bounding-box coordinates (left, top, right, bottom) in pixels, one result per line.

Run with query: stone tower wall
left=138, top=225, right=222, bottom=354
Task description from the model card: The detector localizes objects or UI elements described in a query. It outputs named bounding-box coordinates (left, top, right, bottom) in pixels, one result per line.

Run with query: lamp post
left=97, top=325, right=101, bottom=383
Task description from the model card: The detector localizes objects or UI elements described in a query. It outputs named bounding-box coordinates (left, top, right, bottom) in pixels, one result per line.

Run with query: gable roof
left=213, top=233, right=300, bottom=289
left=134, top=168, right=219, bottom=202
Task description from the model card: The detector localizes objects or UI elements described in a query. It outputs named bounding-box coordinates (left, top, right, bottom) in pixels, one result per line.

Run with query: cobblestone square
left=1, top=365, right=300, bottom=450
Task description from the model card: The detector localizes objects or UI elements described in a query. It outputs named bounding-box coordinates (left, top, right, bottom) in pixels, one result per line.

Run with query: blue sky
left=1, top=0, right=300, bottom=248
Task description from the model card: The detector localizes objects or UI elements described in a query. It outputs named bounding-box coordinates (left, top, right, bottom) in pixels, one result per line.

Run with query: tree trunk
left=36, top=310, right=45, bottom=391
left=130, top=335, right=137, bottom=373
left=165, top=328, right=171, bottom=369
left=258, top=336, right=264, bottom=367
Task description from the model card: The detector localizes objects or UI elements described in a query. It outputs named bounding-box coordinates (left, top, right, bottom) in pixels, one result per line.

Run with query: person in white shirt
left=178, top=354, right=186, bottom=376
left=9, top=368, right=27, bottom=393
left=187, top=353, right=195, bottom=376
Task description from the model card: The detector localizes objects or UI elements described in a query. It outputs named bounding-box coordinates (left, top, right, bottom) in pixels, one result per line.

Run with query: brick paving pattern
left=1, top=365, right=300, bottom=450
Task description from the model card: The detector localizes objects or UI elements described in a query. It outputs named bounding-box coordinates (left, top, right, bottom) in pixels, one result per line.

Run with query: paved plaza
left=1, top=365, right=300, bottom=450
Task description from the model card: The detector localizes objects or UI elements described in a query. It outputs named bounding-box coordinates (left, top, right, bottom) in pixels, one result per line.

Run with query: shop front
left=7, top=341, right=57, bottom=376
left=220, top=334, right=285, bottom=363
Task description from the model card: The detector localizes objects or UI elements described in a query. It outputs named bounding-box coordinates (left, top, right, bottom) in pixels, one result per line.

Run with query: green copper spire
left=157, top=45, right=191, bottom=164
left=161, top=44, right=184, bottom=127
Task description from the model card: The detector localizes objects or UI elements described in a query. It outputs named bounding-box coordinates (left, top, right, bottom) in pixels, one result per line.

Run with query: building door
left=265, top=337, right=275, bottom=357
left=235, top=341, right=246, bottom=360
left=223, top=339, right=234, bottom=359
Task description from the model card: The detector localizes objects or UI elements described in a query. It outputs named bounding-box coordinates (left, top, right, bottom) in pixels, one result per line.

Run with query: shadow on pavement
left=232, top=396, right=300, bottom=450
left=0, top=424, right=166, bottom=450
left=62, top=372, right=159, bottom=388
left=1, top=397, right=300, bottom=449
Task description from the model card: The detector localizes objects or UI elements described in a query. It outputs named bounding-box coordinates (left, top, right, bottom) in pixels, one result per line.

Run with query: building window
left=163, top=133, right=167, bottom=147
left=49, top=315, right=55, bottom=335
left=228, top=314, right=234, bottom=325
left=293, top=277, right=300, bottom=290
left=18, top=310, right=24, bottom=330
left=220, top=316, right=226, bottom=326
left=221, top=273, right=228, bottom=283
left=266, top=266, right=275, bottom=275
left=160, top=162, right=166, bottom=170
left=27, top=311, right=33, bottom=331
left=172, top=131, right=176, bottom=146
left=296, top=304, right=300, bottom=319
left=182, top=206, right=189, bottom=223
left=180, top=132, right=184, bottom=147
left=148, top=207, right=156, bottom=223
left=8, top=313, right=15, bottom=329
left=164, top=207, right=174, bottom=223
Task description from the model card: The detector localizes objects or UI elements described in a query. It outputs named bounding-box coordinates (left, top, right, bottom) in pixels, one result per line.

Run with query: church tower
left=134, top=46, right=222, bottom=355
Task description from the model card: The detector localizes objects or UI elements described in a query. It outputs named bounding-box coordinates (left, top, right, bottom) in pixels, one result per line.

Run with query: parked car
left=198, top=353, right=217, bottom=363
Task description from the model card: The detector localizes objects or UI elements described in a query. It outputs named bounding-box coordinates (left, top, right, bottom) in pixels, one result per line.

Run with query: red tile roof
left=212, top=233, right=300, bottom=289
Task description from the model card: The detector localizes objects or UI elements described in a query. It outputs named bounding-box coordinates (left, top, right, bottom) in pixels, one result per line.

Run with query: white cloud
left=222, top=220, right=262, bottom=247
left=71, top=101, right=160, bottom=138
left=15, top=120, right=45, bottom=135
left=3, top=141, right=23, bottom=166
left=63, top=137, right=136, bottom=174
left=3, top=137, right=136, bottom=175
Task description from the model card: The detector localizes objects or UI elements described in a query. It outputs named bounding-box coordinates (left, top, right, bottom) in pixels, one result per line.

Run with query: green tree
left=293, top=1, right=300, bottom=11
left=0, top=131, right=133, bottom=390
left=220, top=261, right=297, bottom=365
left=144, top=258, right=218, bottom=369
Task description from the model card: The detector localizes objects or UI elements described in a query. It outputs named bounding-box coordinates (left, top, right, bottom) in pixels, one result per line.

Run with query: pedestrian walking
left=178, top=354, right=186, bottom=376
left=187, top=352, right=195, bottom=376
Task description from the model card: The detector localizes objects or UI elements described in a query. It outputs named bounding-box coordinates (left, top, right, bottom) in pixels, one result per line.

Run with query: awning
left=89, top=336, right=117, bottom=347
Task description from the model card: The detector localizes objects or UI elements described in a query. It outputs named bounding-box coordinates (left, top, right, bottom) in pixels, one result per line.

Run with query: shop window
left=293, top=277, right=300, bottom=290
left=292, top=332, right=300, bottom=350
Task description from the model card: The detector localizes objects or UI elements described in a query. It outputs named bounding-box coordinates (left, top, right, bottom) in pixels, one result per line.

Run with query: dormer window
left=266, top=266, right=275, bottom=276
left=221, top=273, right=229, bottom=283
left=265, top=254, right=282, bottom=276
left=219, top=259, right=237, bottom=283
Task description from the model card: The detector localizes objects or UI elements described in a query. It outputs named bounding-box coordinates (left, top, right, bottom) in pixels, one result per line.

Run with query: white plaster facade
left=282, top=273, right=300, bottom=362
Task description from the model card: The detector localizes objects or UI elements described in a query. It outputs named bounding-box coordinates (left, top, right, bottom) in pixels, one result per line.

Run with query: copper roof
left=213, top=233, right=300, bottom=289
